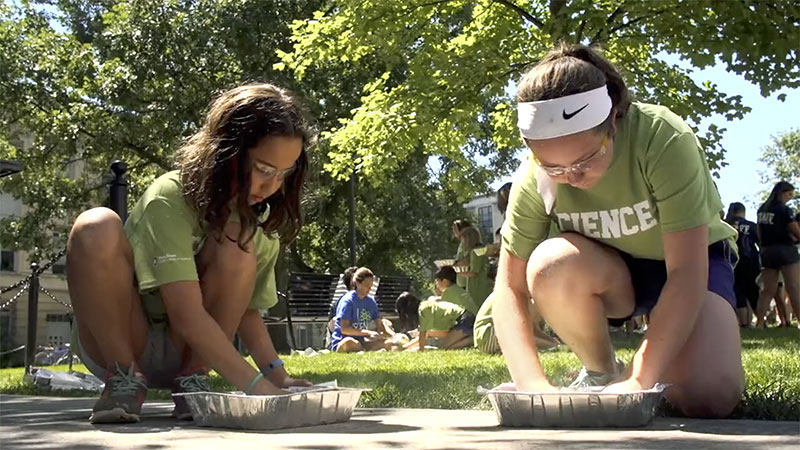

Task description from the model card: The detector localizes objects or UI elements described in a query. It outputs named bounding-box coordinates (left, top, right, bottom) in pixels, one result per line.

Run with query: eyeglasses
left=253, top=161, right=296, bottom=181
left=533, top=134, right=609, bottom=177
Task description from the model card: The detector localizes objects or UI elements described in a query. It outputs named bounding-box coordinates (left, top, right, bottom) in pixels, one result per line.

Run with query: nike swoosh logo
left=562, top=104, right=589, bottom=120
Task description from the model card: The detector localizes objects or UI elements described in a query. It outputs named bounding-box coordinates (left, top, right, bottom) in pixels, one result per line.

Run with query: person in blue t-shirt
left=725, top=202, right=760, bottom=326
left=330, top=267, right=393, bottom=352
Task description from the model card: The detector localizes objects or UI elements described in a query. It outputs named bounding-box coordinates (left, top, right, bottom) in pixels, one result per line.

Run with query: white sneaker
left=569, top=358, right=625, bottom=389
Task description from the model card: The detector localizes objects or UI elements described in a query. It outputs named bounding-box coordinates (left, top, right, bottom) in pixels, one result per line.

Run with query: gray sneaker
left=172, top=369, right=212, bottom=420
left=569, top=358, right=625, bottom=389
left=89, top=364, right=148, bottom=424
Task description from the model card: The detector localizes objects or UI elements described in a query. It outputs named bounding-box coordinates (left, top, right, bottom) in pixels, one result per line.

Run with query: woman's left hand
left=280, top=376, right=313, bottom=388
left=601, top=377, right=648, bottom=394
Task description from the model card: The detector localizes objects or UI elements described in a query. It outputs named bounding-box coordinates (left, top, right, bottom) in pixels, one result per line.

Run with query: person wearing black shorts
left=725, top=202, right=760, bottom=326
left=755, top=181, right=800, bottom=328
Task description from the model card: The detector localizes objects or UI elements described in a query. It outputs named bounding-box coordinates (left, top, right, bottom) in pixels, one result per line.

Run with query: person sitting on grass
left=330, top=267, right=395, bottom=352
left=435, top=266, right=480, bottom=316
left=396, top=294, right=475, bottom=352
left=66, top=83, right=313, bottom=424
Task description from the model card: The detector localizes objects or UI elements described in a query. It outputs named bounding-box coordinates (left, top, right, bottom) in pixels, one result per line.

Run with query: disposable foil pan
left=478, top=383, right=667, bottom=428
left=173, top=385, right=368, bottom=430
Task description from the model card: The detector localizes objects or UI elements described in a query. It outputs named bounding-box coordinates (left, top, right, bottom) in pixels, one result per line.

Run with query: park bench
left=279, top=272, right=412, bottom=349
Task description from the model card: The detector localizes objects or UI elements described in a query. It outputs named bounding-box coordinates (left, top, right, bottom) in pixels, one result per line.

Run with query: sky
left=493, top=57, right=800, bottom=223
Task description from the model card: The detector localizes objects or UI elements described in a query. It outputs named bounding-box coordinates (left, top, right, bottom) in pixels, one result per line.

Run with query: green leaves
left=280, top=0, right=799, bottom=186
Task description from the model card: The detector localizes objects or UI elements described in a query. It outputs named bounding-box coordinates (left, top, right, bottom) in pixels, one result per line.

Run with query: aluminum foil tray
left=479, top=383, right=667, bottom=428
left=434, top=259, right=457, bottom=268
left=173, top=386, right=368, bottom=430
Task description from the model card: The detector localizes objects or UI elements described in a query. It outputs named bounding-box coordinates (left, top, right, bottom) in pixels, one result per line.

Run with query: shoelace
left=176, top=373, right=211, bottom=393
left=108, top=363, right=147, bottom=396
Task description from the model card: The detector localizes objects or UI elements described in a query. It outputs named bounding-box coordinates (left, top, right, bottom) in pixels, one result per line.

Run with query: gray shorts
left=72, top=319, right=183, bottom=389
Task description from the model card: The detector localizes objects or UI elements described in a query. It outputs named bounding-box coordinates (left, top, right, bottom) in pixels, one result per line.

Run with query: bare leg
left=780, top=263, right=800, bottom=325
left=66, top=208, right=148, bottom=372
left=177, top=222, right=257, bottom=372
left=660, top=293, right=744, bottom=418
left=755, top=269, right=781, bottom=328
left=336, top=338, right=364, bottom=353
left=774, top=284, right=789, bottom=326
left=528, top=234, right=635, bottom=374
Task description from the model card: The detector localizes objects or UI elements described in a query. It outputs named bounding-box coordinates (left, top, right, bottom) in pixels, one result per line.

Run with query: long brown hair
left=517, top=43, right=631, bottom=133
left=176, top=83, right=312, bottom=248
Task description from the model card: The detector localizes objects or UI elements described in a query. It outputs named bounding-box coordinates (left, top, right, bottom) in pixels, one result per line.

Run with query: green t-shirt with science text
left=501, top=103, right=737, bottom=261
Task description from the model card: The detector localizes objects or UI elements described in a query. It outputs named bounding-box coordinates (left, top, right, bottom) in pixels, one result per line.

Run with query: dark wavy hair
left=517, top=43, right=632, bottom=135
left=176, top=83, right=312, bottom=249
left=395, top=291, right=421, bottom=333
left=759, top=181, right=795, bottom=213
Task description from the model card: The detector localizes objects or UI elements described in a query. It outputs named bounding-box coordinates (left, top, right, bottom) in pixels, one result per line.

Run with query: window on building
left=0, top=250, right=14, bottom=272
left=478, top=205, right=493, bottom=241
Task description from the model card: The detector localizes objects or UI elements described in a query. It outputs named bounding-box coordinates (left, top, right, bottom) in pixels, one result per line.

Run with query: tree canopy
left=2, top=0, right=799, bottom=289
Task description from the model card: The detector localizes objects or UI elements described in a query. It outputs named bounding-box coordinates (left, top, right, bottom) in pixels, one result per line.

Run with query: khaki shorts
left=71, top=318, right=183, bottom=389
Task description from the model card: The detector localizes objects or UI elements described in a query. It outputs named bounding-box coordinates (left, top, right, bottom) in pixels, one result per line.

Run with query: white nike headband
left=517, top=85, right=612, bottom=140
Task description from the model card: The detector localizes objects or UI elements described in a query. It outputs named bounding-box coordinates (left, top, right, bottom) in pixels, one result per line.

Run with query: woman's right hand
left=515, top=378, right=560, bottom=393
left=248, top=377, right=289, bottom=396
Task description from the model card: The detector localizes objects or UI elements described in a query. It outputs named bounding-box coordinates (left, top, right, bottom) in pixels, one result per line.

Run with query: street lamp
left=0, top=160, right=24, bottom=178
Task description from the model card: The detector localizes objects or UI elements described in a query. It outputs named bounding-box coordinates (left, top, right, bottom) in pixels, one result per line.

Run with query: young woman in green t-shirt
left=66, top=84, right=312, bottom=423
left=494, top=44, right=743, bottom=418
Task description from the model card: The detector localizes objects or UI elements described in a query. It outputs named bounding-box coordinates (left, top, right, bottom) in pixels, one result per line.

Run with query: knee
left=337, top=338, right=362, bottom=353
left=202, top=233, right=257, bottom=281
left=68, top=208, right=124, bottom=257
left=526, top=235, right=584, bottom=300
left=669, top=376, right=743, bottom=418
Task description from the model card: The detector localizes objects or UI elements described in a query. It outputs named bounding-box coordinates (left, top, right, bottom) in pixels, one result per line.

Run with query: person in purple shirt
left=330, top=267, right=394, bottom=352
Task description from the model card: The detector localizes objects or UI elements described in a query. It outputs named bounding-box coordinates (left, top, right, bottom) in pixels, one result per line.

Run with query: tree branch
left=591, top=3, right=626, bottom=43
left=493, top=0, right=545, bottom=28
left=575, top=17, right=587, bottom=43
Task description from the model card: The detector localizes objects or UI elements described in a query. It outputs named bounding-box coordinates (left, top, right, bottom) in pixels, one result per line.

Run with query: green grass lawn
left=1, top=328, right=797, bottom=420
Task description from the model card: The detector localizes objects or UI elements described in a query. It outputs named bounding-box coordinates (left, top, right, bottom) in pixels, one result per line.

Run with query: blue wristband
left=261, top=358, right=284, bottom=375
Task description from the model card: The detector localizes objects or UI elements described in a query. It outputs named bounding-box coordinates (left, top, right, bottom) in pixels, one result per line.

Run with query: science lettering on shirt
left=554, top=199, right=659, bottom=239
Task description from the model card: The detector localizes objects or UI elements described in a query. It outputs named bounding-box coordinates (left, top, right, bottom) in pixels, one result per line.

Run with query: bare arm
left=626, top=225, right=709, bottom=388
left=161, top=282, right=284, bottom=394
left=789, top=221, right=800, bottom=242
left=238, top=309, right=310, bottom=388
left=339, top=319, right=377, bottom=337
left=493, top=247, right=554, bottom=391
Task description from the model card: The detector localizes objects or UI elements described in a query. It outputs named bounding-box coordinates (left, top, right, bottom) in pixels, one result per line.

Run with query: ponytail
left=517, top=43, right=631, bottom=126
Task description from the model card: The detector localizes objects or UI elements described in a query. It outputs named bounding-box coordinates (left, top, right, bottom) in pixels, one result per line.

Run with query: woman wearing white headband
left=494, top=43, right=742, bottom=418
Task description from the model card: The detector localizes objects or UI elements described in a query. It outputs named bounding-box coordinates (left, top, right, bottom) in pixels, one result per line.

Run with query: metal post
left=109, top=160, right=128, bottom=224
left=348, top=172, right=357, bottom=266
left=24, top=262, right=40, bottom=376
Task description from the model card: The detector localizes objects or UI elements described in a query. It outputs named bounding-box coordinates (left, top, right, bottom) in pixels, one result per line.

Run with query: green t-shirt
left=123, top=170, right=280, bottom=321
left=465, top=249, right=491, bottom=307
left=419, top=299, right=465, bottom=332
left=440, top=284, right=480, bottom=315
left=502, top=103, right=737, bottom=261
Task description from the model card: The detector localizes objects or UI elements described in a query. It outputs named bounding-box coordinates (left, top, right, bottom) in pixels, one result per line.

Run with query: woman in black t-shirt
left=755, top=181, right=800, bottom=328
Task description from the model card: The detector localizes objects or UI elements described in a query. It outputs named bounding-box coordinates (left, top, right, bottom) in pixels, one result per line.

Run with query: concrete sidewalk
left=1, top=395, right=798, bottom=449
